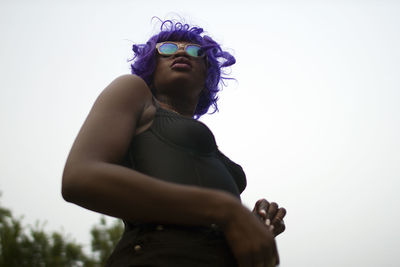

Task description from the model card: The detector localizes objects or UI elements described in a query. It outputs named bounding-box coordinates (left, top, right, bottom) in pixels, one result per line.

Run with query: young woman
left=62, top=20, right=286, bottom=267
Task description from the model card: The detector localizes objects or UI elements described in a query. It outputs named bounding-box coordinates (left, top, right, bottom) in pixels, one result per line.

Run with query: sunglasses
left=156, top=42, right=205, bottom=58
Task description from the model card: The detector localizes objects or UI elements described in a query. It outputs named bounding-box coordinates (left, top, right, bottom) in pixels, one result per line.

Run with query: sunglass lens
left=186, top=45, right=203, bottom=57
left=159, top=43, right=178, bottom=55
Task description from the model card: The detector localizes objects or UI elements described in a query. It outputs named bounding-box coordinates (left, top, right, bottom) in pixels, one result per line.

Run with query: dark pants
left=106, top=223, right=237, bottom=267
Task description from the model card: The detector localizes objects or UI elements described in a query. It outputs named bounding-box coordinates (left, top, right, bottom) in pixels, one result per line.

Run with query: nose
left=174, top=46, right=189, bottom=57
left=173, top=44, right=190, bottom=57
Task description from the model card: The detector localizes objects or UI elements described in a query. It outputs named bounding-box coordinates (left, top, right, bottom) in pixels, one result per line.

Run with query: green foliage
left=90, top=217, right=124, bottom=266
left=0, top=199, right=123, bottom=267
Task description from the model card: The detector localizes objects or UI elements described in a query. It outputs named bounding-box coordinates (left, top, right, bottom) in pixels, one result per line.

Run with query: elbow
left=62, top=160, right=106, bottom=204
left=61, top=169, right=77, bottom=203
left=61, top=178, right=75, bottom=203
left=61, top=163, right=88, bottom=203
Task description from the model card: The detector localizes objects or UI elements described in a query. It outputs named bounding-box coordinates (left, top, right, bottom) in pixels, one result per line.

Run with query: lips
left=171, top=57, right=192, bottom=70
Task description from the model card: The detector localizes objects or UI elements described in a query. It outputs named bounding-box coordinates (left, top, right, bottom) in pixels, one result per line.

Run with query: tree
left=90, top=217, right=124, bottom=266
left=0, top=197, right=123, bottom=267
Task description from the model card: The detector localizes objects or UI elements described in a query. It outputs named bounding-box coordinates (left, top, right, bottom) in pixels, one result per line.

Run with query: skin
left=152, top=42, right=207, bottom=117
left=253, top=199, right=287, bottom=237
left=62, top=41, right=286, bottom=267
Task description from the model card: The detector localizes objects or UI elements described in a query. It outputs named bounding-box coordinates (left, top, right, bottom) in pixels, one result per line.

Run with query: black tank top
left=107, top=105, right=245, bottom=266
left=124, top=104, right=246, bottom=198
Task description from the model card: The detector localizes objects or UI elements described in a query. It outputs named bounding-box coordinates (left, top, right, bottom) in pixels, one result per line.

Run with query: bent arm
left=62, top=74, right=241, bottom=227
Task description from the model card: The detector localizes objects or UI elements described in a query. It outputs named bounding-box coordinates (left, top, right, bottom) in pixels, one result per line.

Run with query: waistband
left=125, top=221, right=223, bottom=235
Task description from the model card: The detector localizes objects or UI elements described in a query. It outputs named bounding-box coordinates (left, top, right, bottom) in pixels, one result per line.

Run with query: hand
left=222, top=204, right=279, bottom=267
left=253, top=199, right=286, bottom=237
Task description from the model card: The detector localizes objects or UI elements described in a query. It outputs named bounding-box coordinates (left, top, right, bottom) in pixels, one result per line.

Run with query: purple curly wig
left=129, top=19, right=236, bottom=118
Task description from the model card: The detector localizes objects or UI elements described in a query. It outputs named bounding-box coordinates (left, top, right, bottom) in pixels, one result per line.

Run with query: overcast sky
left=1, top=1, right=399, bottom=266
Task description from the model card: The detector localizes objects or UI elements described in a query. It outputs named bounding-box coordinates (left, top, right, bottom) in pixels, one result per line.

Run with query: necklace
left=168, top=108, right=181, bottom=115
left=156, top=99, right=192, bottom=117
left=158, top=102, right=182, bottom=115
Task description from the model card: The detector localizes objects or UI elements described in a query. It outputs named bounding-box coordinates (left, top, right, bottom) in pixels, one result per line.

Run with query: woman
left=62, top=20, right=286, bottom=267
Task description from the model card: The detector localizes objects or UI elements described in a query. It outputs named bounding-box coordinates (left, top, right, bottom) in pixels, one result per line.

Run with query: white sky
left=1, top=0, right=400, bottom=266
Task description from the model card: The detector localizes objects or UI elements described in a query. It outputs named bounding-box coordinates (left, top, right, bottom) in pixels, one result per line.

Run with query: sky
left=1, top=0, right=400, bottom=266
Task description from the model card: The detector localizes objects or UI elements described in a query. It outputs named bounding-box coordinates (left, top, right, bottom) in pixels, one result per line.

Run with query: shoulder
left=110, top=74, right=149, bottom=88
left=95, top=74, right=154, bottom=115
left=102, top=74, right=152, bottom=102
left=65, top=75, right=155, bottom=164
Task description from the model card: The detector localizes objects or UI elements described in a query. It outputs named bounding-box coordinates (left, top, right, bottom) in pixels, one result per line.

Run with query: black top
left=106, top=104, right=246, bottom=266
left=124, top=105, right=247, bottom=199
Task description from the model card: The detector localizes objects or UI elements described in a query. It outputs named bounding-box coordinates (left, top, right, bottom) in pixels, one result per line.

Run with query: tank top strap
left=152, top=96, right=161, bottom=109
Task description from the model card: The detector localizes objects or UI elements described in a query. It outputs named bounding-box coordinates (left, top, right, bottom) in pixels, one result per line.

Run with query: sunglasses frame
left=156, top=42, right=205, bottom=58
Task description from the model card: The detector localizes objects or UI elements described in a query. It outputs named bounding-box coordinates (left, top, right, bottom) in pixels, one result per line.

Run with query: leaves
left=90, top=216, right=124, bottom=266
left=0, top=199, right=123, bottom=267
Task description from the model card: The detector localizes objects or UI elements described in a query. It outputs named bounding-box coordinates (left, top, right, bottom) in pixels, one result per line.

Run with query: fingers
left=254, top=199, right=270, bottom=220
left=272, top=207, right=286, bottom=237
left=254, top=199, right=287, bottom=237
left=274, top=220, right=286, bottom=237
left=262, top=202, right=277, bottom=233
left=266, top=202, right=287, bottom=237
left=267, top=202, right=278, bottom=220
left=227, top=204, right=280, bottom=267
left=274, top=207, right=287, bottom=221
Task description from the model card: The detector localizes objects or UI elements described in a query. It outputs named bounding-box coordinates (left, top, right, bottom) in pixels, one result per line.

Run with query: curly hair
left=129, top=19, right=236, bottom=118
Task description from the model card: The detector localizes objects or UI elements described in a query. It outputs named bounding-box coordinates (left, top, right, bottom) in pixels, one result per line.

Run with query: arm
left=62, top=74, right=279, bottom=266
left=62, top=74, right=236, bottom=226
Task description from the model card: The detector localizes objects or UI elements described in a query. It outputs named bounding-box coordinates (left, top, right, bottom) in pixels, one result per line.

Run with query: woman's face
left=152, top=41, right=207, bottom=99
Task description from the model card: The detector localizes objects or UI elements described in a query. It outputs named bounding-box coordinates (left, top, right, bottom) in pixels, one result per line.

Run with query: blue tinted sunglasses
left=156, top=42, right=205, bottom=58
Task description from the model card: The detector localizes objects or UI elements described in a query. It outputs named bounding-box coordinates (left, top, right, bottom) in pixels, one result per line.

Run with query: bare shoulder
left=99, top=74, right=153, bottom=109
left=109, top=74, right=149, bottom=90
left=65, top=74, right=155, bottom=165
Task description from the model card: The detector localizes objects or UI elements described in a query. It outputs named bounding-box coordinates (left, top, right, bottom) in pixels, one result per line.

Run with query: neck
left=155, top=94, right=197, bottom=118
